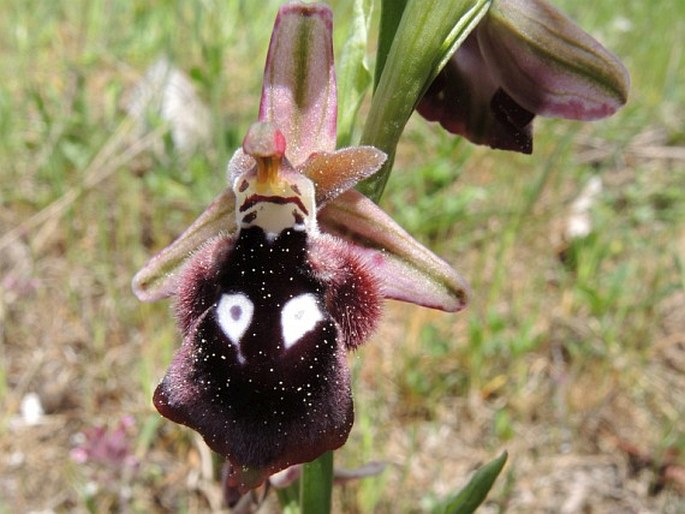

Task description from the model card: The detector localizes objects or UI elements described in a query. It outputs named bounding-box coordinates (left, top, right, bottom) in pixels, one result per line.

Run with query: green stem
left=276, top=485, right=300, bottom=513
left=300, top=451, right=334, bottom=514
left=360, top=0, right=491, bottom=201
left=374, top=0, right=409, bottom=91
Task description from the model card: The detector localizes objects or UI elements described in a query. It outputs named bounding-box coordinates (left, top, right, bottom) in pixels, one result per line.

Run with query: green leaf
left=374, top=0, right=408, bottom=90
left=435, top=451, right=508, bottom=514
left=276, top=485, right=301, bottom=514
left=337, top=0, right=374, bottom=147
left=360, top=0, right=491, bottom=201
left=300, top=451, right=334, bottom=514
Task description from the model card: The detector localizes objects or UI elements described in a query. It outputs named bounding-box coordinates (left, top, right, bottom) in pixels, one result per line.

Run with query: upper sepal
left=259, top=3, right=337, bottom=166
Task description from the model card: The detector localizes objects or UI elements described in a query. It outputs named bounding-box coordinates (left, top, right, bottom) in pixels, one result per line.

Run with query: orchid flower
left=132, top=3, right=468, bottom=492
left=416, top=0, right=630, bottom=153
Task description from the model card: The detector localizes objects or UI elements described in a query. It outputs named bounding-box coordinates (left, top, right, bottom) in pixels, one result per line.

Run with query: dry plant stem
left=29, top=75, right=78, bottom=179
left=0, top=118, right=164, bottom=253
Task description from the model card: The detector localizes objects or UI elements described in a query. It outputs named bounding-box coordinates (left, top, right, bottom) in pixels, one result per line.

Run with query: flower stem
left=299, top=451, right=333, bottom=514
left=360, top=0, right=490, bottom=201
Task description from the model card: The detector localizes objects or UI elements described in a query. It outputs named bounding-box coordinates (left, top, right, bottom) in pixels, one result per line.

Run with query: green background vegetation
left=1, top=0, right=683, bottom=512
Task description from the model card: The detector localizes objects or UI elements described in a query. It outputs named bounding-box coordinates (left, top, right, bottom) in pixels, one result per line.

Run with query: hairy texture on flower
left=174, top=235, right=236, bottom=335
left=132, top=188, right=236, bottom=302
left=308, top=233, right=382, bottom=350
left=154, top=225, right=381, bottom=490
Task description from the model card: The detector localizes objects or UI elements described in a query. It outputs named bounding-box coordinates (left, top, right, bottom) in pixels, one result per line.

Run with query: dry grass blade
left=0, top=118, right=165, bottom=253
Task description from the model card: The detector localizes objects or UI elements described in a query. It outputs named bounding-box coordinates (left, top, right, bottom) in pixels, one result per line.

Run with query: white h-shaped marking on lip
left=281, top=293, right=323, bottom=349
left=216, top=293, right=253, bottom=364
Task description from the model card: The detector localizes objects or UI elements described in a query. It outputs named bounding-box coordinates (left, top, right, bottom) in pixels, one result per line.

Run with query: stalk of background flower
left=360, top=0, right=491, bottom=200
left=372, top=0, right=408, bottom=91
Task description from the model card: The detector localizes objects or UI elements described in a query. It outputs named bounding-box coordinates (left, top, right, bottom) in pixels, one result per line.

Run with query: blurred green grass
left=1, top=0, right=684, bottom=512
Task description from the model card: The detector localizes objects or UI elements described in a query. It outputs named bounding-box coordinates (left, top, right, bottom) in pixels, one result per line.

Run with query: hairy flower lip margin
left=417, top=0, right=630, bottom=153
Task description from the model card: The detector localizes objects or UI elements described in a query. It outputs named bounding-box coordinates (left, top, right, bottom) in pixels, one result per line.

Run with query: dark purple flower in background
left=133, top=3, right=468, bottom=492
left=418, top=0, right=630, bottom=153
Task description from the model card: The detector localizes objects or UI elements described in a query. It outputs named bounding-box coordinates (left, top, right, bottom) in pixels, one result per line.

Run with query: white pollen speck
left=280, top=293, right=323, bottom=349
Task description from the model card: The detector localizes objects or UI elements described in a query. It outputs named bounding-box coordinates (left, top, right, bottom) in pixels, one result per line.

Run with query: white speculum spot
left=281, top=293, right=323, bottom=349
left=216, top=293, right=253, bottom=363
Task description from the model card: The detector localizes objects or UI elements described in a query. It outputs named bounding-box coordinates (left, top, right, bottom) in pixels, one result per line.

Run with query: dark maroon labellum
left=154, top=225, right=381, bottom=489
